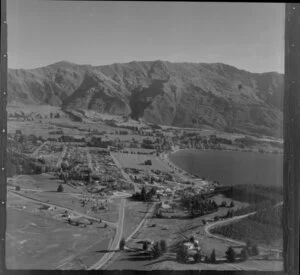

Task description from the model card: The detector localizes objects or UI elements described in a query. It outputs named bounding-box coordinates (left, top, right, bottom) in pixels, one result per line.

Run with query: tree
left=143, top=242, right=149, bottom=251
left=119, top=237, right=126, bottom=251
left=176, top=244, right=187, bottom=263
left=220, top=201, right=227, bottom=207
left=57, top=184, right=64, bottom=192
left=246, top=240, right=252, bottom=249
left=141, top=186, right=146, bottom=201
left=204, top=255, right=210, bottom=263
left=144, top=159, right=152, bottom=165
left=150, top=187, right=157, bottom=196
left=160, top=239, right=167, bottom=253
left=210, top=249, right=216, bottom=263
left=189, top=235, right=195, bottom=243
left=151, top=242, right=161, bottom=258
left=194, top=251, right=202, bottom=263
left=251, top=244, right=259, bottom=256
left=225, top=246, right=236, bottom=263
left=240, top=247, right=249, bottom=261
left=229, top=201, right=235, bottom=208
left=15, top=185, right=21, bottom=191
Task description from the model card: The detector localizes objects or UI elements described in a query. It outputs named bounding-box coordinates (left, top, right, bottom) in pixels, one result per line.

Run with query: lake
left=169, top=149, right=283, bottom=187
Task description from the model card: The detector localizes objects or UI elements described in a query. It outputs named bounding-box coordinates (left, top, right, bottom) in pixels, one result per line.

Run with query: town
left=6, top=108, right=283, bottom=270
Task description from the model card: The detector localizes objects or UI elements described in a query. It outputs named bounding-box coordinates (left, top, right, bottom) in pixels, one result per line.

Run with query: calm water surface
left=169, top=150, right=283, bottom=187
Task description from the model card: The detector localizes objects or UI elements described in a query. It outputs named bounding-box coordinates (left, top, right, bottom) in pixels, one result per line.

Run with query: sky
left=7, top=1, right=285, bottom=73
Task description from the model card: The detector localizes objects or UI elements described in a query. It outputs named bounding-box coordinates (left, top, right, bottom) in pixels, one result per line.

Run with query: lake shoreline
left=165, top=148, right=283, bottom=188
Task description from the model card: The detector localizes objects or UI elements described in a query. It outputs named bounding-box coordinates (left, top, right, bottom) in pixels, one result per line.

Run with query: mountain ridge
left=7, top=60, right=284, bottom=137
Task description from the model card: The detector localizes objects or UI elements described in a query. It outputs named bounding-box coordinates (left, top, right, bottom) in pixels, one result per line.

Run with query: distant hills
left=8, top=60, right=283, bottom=137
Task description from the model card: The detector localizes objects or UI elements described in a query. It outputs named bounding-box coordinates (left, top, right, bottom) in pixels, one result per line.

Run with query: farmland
left=6, top=105, right=283, bottom=270
left=6, top=193, right=115, bottom=269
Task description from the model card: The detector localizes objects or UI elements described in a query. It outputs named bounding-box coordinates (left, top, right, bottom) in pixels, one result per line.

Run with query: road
left=88, top=198, right=126, bottom=270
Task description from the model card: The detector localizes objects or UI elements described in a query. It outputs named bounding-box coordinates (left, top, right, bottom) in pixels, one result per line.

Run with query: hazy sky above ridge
left=7, top=1, right=285, bottom=73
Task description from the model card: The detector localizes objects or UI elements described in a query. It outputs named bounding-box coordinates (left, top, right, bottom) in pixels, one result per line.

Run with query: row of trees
left=224, top=244, right=259, bottom=263
left=181, top=195, right=219, bottom=218
left=177, top=245, right=258, bottom=264
left=131, top=186, right=157, bottom=202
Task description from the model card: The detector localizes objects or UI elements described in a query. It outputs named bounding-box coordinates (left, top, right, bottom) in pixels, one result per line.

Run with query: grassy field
left=211, top=218, right=283, bottom=249
left=112, top=153, right=169, bottom=172
left=122, top=199, right=152, bottom=240
left=6, top=199, right=114, bottom=269
left=210, top=203, right=283, bottom=249
left=8, top=174, right=79, bottom=193
left=16, top=190, right=119, bottom=223
left=105, top=196, right=281, bottom=270
left=106, top=194, right=248, bottom=268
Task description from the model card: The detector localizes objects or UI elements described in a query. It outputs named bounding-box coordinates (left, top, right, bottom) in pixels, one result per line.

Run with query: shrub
left=229, top=201, right=235, bottom=208
left=119, top=237, right=126, bottom=250
left=57, top=184, right=64, bottom=192
left=225, top=246, right=236, bottom=263
left=15, top=185, right=21, bottom=191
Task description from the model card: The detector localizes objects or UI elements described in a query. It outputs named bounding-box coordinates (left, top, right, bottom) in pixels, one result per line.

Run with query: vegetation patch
left=211, top=204, right=283, bottom=248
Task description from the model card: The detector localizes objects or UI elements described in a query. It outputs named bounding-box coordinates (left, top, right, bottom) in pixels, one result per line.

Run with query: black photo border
left=0, top=1, right=298, bottom=275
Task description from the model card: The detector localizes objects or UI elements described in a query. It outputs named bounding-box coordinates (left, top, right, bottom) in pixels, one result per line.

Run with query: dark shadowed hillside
left=8, top=60, right=284, bottom=137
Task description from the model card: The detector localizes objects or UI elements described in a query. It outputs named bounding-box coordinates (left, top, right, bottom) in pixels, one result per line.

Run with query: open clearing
left=6, top=203, right=114, bottom=269
left=8, top=174, right=80, bottom=193
left=111, top=153, right=169, bottom=172
left=122, top=200, right=152, bottom=240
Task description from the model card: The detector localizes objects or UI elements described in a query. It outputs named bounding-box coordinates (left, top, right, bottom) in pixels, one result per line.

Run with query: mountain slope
left=7, top=60, right=284, bottom=137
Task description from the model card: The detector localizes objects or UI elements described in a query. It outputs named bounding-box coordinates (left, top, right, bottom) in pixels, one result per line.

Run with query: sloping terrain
left=8, top=60, right=284, bottom=137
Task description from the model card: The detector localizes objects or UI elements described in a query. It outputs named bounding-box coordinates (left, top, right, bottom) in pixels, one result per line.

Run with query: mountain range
left=8, top=60, right=284, bottom=137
